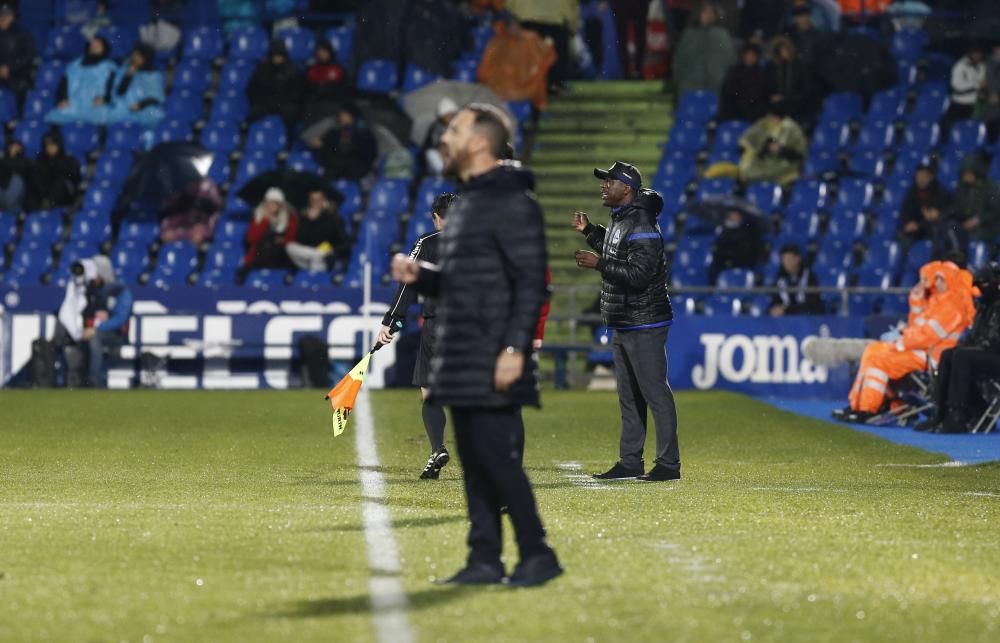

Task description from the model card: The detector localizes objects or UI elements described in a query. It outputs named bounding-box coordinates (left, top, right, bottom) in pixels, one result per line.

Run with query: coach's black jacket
left=964, top=298, right=1000, bottom=354
left=413, top=162, right=547, bottom=408
left=382, top=231, right=440, bottom=329
left=582, top=189, right=673, bottom=329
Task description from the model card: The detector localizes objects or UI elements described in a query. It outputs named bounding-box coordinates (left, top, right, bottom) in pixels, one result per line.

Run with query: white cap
left=437, top=97, right=459, bottom=118
left=264, top=187, right=285, bottom=203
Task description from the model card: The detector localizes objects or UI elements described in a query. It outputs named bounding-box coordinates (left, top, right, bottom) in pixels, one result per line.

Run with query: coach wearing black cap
left=572, top=161, right=681, bottom=482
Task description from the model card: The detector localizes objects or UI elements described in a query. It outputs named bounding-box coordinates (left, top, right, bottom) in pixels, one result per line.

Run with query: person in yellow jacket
left=835, top=261, right=977, bottom=422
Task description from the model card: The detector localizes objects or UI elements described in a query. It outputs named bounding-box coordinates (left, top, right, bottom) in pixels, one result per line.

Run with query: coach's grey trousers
left=612, top=325, right=680, bottom=473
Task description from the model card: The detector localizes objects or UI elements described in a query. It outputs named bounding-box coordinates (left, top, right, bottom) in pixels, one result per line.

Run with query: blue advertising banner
left=666, top=315, right=864, bottom=399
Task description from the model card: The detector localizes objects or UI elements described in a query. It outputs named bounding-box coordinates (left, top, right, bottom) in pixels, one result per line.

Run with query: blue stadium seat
left=118, top=220, right=159, bottom=245
left=7, top=241, right=53, bottom=285
left=207, top=158, right=231, bottom=185
left=413, top=177, right=456, bottom=217
left=819, top=92, right=863, bottom=124
left=668, top=121, right=708, bottom=153
left=165, top=88, right=203, bottom=124
left=105, top=122, right=144, bottom=151
left=0, top=215, right=17, bottom=246
left=98, top=25, right=138, bottom=59
left=22, top=210, right=65, bottom=245
left=367, top=178, right=411, bottom=214
left=200, top=119, right=241, bottom=155
left=216, top=219, right=248, bottom=243
left=836, top=178, right=873, bottom=209
left=935, top=153, right=961, bottom=191
left=403, top=64, right=440, bottom=92
left=232, top=150, right=278, bottom=191
left=694, top=178, right=735, bottom=201
left=293, top=271, right=335, bottom=288
left=69, top=211, right=111, bottom=244
left=781, top=210, right=820, bottom=239
left=94, top=149, right=131, bottom=186
left=803, top=149, right=840, bottom=176
left=22, top=89, right=55, bottom=120
left=675, top=91, right=717, bottom=124
left=333, top=179, right=362, bottom=217
left=810, top=121, right=849, bottom=152
left=745, top=182, right=783, bottom=212
left=891, top=29, right=926, bottom=61
left=204, top=241, right=243, bottom=273
left=452, top=57, right=478, bottom=83
left=33, top=61, right=66, bottom=93
left=151, top=119, right=193, bottom=145
left=702, top=295, right=743, bottom=316
left=284, top=151, right=318, bottom=174
left=276, top=27, right=315, bottom=64
left=228, top=26, right=268, bottom=61
left=246, top=268, right=290, bottom=290
left=988, top=154, right=1000, bottom=183
left=198, top=270, right=236, bottom=288
left=470, top=23, right=493, bottom=55
left=217, top=59, right=254, bottom=93
left=909, top=82, right=949, bottom=123
left=325, top=26, right=355, bottom=66
left=713, top=120, right=748, bottom=149
left=847, top=150, right=885, bottom=178
left=357, top=59, right=399, bottom=93
left=717, top=267, right=755, bottom=288
left=853, top=121, right=894, bottom=152
left=183, top=26, right=224, bottom=61
left=944, top=120, right=987, bottom=156
left=785, top=180, right=828, bottom=212
left=404, top=213, right=435, bottom=249
left=13, top=120, right=45, bottom=158
left=173, top=59, right=211, bottom=92
left=44, top=26, right=85, bottom=61
left=245, top=116, right=287, bottom=153
left=0, top=88, right=14, bottom=124
left=111, top=239, right=149, bottom=284
left=60, top=122, right=100, bottom=162
left=149, top=241, right=199, bottom=286
left=655, top=150, right=697, bottom=183
left=507, top=100, right=533, bottom=126
left=825, top=208, right=866, bottom=241
left=902, top=240, right=933, bottom=277
left=209, top=88, right=250, bottom=123
left=865, top=87, right=906, bottom=122
left=899, top=119, right=940, bottom=153
left=82, top=181, right=118, bottom=215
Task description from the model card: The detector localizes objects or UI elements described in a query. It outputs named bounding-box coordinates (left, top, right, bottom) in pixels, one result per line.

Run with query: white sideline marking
left=966, top=492, right=1000, bottom=498
left=555, top=461, right=615, bottom=489
left=876, top=461, right=968, bottom=468
left=750, top=487, right=845, bottom=493
left=353, top=390, right=414, bottom=643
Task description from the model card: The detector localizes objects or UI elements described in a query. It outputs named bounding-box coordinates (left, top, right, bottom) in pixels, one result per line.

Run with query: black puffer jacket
left=414, top=163, right=547, bottom=407
left=965, top=298, right=1000, bottom=354
left=583, top=189, right=673, bottom=329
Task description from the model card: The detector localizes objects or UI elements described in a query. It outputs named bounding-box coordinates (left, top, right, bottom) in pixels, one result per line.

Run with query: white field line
left=353, top=390, right=414, bottom=643
left=876, top=461, right=968, bottom=468
left=555, top=461, right=616, bottom=489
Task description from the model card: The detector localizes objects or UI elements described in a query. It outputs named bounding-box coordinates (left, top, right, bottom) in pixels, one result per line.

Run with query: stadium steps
left=530, top=80, right=672, bottom=345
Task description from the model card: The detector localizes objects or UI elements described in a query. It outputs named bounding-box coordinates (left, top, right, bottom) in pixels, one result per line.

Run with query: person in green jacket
left=671, top=2, right=736, bottom=96
left=738, top=100, right=808, bottom=185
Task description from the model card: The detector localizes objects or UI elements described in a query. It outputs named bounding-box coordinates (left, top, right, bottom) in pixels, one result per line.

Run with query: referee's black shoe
left=507, top=551, right=563, bottom=588
left=419, top=448, right=450, bottom=479
left=434, top=562, right=505, bottom=585
left=592, top=461, right=642, bottom=480
left=637, top=463, right=681, bottom=482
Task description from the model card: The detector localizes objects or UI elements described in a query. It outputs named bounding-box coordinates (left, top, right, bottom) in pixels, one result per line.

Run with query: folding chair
left=971, top=379, right=1000, bottom=434
left=868, top=369, right=935, bottom=427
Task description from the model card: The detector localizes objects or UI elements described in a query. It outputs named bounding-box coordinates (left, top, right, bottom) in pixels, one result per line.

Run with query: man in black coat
left=0, top=2, right=36, bottom=101
left=391, top=104, right=561, bottom=587
left=572, top=161, right=681, bottom=482
left=899, top=165, right=953, bottom=243
left=378, top=192, right=458, bottom=480
left=917, top=262, right=1000, bottom=434
left=247, top=40, right=306, bottom=133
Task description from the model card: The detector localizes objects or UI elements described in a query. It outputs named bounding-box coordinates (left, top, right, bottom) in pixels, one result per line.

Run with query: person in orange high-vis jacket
left=840, top=261, right=977, bottom=421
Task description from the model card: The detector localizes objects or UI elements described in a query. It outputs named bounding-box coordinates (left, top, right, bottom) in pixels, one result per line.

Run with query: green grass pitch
left=2, top=389, right=999, bottom=642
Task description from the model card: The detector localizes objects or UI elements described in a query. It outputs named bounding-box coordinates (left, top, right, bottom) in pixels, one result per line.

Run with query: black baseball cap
left=594, top=161, right=642, bottom=191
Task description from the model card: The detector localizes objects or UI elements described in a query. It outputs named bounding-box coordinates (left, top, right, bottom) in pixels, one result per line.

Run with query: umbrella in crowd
left=115, top=142, right=213, bottom=222
left=402, top=79, right=512, bottom=144
left=688, top=195, right=769, bottom=229
left=300, top=93, right=412, bottom=152
left=236, top=170, right=343, bottom=211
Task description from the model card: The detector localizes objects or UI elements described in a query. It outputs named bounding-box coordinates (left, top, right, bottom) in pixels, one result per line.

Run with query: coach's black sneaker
left=434, top=562, right=505, bottom=585
left=507, top=551, right=563, bottom=588
left=419, top=448, right=450, bottom=479
left=637, top=464, right=681, bottom=482
left=592, top=461, right=642, bottom=480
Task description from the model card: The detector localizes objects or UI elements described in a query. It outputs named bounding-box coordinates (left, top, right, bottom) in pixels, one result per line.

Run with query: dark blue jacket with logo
left=583, top=189, right=673, bottom=329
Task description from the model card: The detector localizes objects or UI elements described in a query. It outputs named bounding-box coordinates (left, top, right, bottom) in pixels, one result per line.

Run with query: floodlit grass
left=1, top=390, right=999, bottom=642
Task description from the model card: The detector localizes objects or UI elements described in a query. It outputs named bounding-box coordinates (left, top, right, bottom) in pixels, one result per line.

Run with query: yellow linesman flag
left=325, top=352, right=372, bottom=437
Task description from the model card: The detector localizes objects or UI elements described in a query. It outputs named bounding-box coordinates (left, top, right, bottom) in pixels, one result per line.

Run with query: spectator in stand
left=238, top=187, right=298, bottom=280
left=247, top=40, right=306, bottom=133
left=96, top=44, right=165, bottom=127
left=768, top=35, right=815, bottom=126
left=738, top=100, right=807, bottom=185
left=607, top=0, right=650, bottom=79
left=738, top=0, right=786, bottom=41
left=707, top=208, right=763, bottom=285
left=160, top=179, right=223, bottom=246
left=0, top=1, right=35, bottom=101
left=982, top=45, right=1000, bottom=142
left=671, top=3, right=736, bottom=97
left=787, top=5, right=829, bottom=71
left=47, top=36, right=117, bottom=125
left=29, top=131, right=82, bottom=210
left=506, top=0, right=578, bottom=91
left=477, top=16, right=557, bottom=110
left=946, top=45, right=986, bottom=126
left=919, top=194, right=968, bottom=260
left=424, top=97, right=458, bottom=175
left=285, top=188, right=350, bottom=272
left=306, top=40, right=346, bottom=96
left=899, top=164, right=953, bottom=242
left=0, top=139, right=28, bottom=212
left=309, top=107, right=377, bottom=180
left=770, top=243, right=824, bottom=316
left=719, top=43, right=774, bottom=122
left=837, top=0, right=891, bottom=21
left=953, top=154, right=1000, bottom=243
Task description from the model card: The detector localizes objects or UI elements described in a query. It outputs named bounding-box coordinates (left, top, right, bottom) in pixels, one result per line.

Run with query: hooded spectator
left=96, top=43, right=165, bottom=127
left=787, top=5, right=831, bottom=69
left=0, top=1, right=36, bottom=100
left=247, top=39, right=306, bottom=132
left=738, top=100, right=807, bottom=185
left=672, top=2, right=737, bottom=96
left=946, top=45, right=986, bottom=125
left=953, top=154, right=1000, bottom=242
left=477, top=17, right=557, bottom=110
left=707, top=209, right=763, bottom=285
left=0, top=139, right=28, bottom=212
left=899, top=164, right=953, bottom=242
left=311, top=107, right=377, bottom=180
left=47, top=36, right=117, bottom=125
left=769, top=243, right=824, bottom=316
left=768, top=35, right=815, bottom=125
left=241, top=187, right=299, bottom=275
left=306, top=40, right=346, bottom=95
left=285, top=188, right=350, bottom=272
left=719, top=43, right=775, bottom=122
left=29, top=131, right=81, bottom=210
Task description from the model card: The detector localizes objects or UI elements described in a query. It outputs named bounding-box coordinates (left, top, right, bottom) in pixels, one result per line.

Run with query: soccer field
left=1, top=390, right=999, bottom=643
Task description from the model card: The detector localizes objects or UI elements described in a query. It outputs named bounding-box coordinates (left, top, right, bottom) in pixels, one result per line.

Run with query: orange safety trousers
left=848, top=341, right=928, bottom=413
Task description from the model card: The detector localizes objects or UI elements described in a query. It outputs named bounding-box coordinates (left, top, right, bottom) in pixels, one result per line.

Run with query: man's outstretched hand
left=572, top=211, right=590, bottom=232
left=574, top=249, right=600, bottom=270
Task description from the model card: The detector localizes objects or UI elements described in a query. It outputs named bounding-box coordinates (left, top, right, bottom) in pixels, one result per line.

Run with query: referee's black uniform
left=383, top=231, right=441, bottom=389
